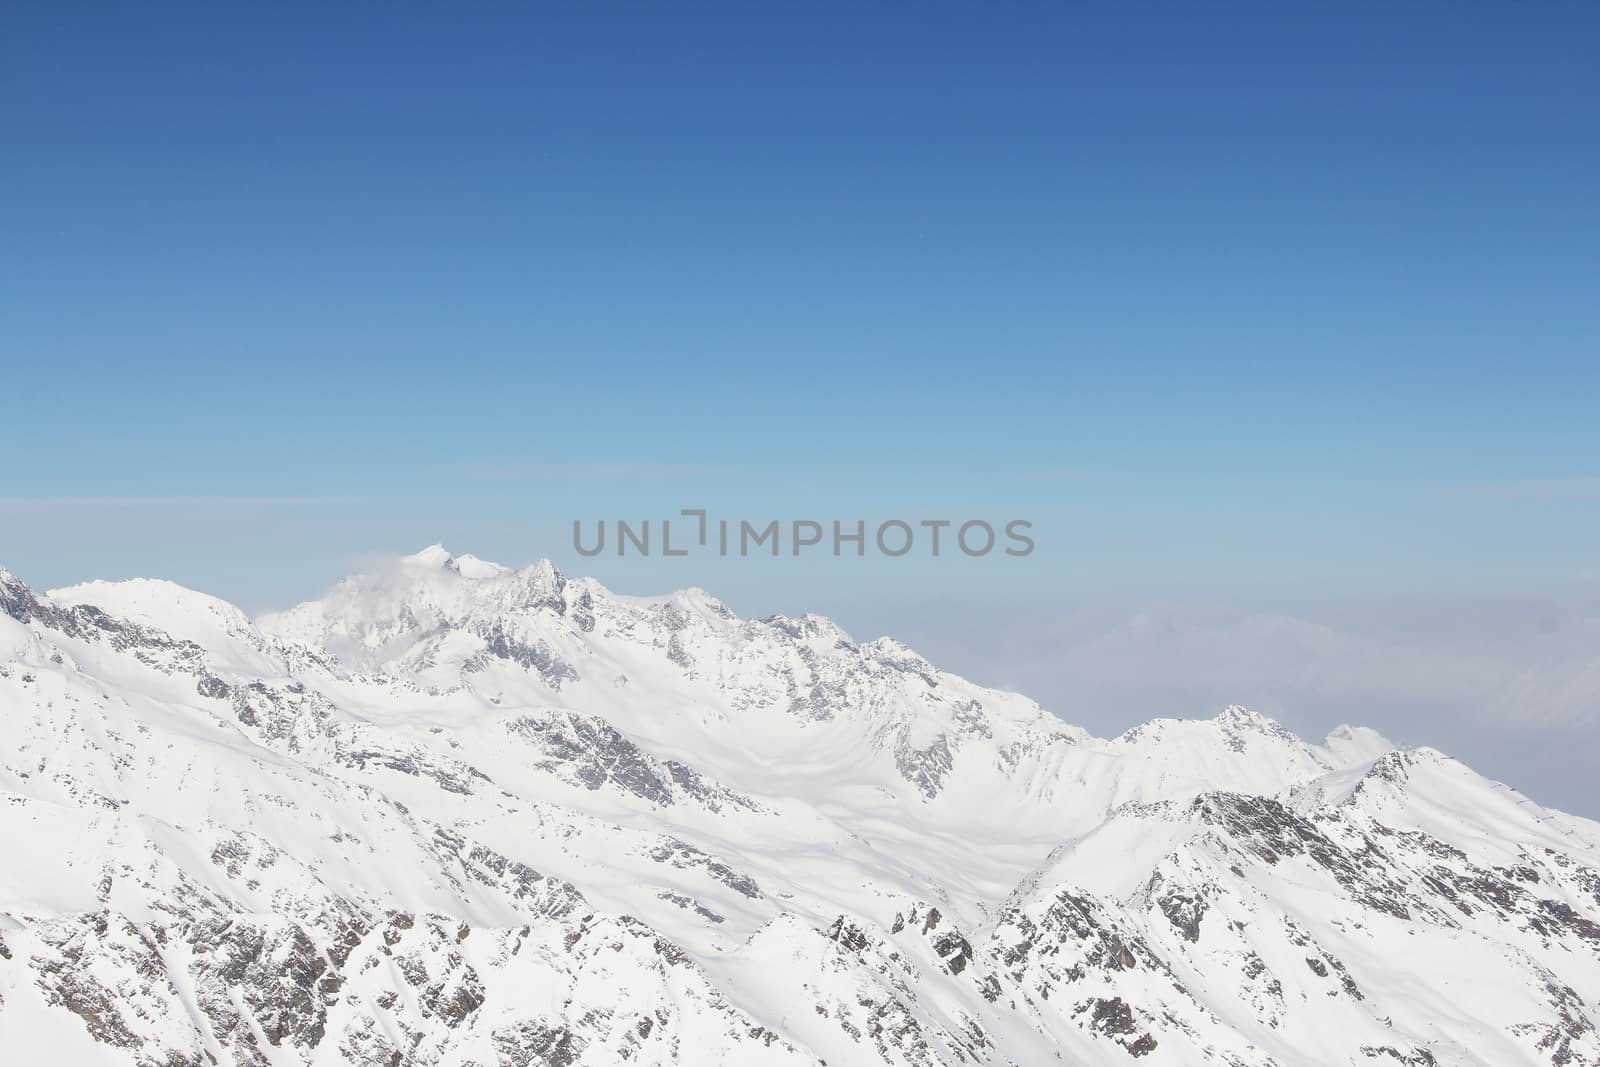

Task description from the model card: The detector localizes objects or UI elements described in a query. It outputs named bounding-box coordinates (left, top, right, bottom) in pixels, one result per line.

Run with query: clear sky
left=4, top=4, right=1599, bottom=808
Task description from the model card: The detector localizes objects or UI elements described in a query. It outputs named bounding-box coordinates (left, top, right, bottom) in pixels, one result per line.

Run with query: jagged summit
left=1213, top=702, right=1285, bottom=730
left=2, top=551, right=1598, bottom=1066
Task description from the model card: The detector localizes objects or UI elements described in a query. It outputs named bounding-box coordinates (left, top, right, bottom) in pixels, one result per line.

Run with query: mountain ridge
left=2, top=548, right=1597, bottom=1066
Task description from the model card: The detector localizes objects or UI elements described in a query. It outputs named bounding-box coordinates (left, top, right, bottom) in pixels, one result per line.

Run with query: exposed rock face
left=1, top=551, right=1598, bottom=1065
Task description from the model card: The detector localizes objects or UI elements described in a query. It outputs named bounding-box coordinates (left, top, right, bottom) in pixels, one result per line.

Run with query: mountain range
left=1, top=546, right=1596, bottom=1065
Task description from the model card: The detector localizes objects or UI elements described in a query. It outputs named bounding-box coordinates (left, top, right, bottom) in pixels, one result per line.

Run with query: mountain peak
left=454, top=553, right=511, bottom=579
left=405, top=543, right=456, bottom=568
left=47, top=577, right=255, bottom=638
left=1213, top=704, right=1287, bottom=733
left=0, top=565, right=28, bottom=596
left=0, top=566, right=41, bottom=625
left=762, top=611, right=850, bottom=643
left=1322, top=722, right=1394, bottom=763
left=516, top=556, right=563, bottom=582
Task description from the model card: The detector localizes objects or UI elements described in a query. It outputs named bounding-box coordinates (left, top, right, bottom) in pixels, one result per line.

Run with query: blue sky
left=4, top=4, right=1599, bottom=806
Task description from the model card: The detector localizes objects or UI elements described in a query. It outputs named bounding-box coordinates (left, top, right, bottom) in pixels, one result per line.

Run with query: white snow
left=0, top=550, right=1595, bottom=1066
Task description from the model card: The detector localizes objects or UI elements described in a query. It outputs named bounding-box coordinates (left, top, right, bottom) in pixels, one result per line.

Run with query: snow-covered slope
left=1, top=548, right=1596, bottom=1066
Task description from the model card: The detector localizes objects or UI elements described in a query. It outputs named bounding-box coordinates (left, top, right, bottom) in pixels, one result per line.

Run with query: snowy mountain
left=2, top=546, right=1597, bottom=1066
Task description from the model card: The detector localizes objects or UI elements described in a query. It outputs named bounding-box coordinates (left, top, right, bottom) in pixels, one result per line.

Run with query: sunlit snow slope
left=1, top=547, right=1597, bottom=1066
